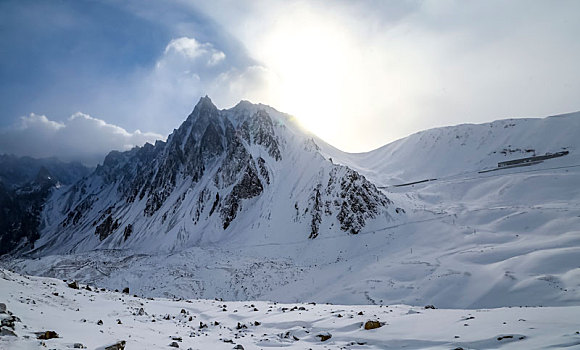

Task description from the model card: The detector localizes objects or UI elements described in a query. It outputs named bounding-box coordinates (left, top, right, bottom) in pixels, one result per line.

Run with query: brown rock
left=364, top=320, right=382, bottom=330
left=37, top=331, right=59, bottom=339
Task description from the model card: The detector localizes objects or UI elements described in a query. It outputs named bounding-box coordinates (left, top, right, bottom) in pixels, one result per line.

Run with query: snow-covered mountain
left=320, top=112, right=580, bottom=185
left=0, top=155, right=90, bottom=189
left=29, top=97, right=396, bottom=255
left=0, top=158, right=91, bottom=255
left=2, top=103, right=579, bottom=311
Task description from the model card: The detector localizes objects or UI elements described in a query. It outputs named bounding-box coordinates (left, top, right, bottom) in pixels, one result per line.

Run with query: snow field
left=1, top=269, right=579, bottom=349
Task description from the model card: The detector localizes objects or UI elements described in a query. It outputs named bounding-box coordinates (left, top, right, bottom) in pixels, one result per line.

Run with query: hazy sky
left=1, top=0, right=579, bottom=164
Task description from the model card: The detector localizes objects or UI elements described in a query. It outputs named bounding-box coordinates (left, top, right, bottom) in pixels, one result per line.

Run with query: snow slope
left=2, top=269, right=580, bottom=350
left=320, top=111, right=580, bottom=185
left=3, top=107, right=580, bottom=311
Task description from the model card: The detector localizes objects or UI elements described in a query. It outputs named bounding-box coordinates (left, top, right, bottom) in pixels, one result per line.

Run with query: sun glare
left=259, top=16, right=355, bottom=143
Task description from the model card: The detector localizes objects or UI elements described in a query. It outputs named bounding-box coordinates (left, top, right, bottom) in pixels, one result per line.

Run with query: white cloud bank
left=0, top=32, right=271, bottom=166
left=0, top=113, right=164, bottom=165
left=87, top=34, right=278, bottom=139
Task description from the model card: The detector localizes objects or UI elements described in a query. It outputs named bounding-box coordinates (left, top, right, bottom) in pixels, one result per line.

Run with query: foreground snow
left=1, top=269, right=579, bottom=350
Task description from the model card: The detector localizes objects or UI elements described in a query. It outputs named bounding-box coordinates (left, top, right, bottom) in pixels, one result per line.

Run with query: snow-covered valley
left=1, top=103, right=580, bottom=348
left=5, top=147, right=580, bottom=309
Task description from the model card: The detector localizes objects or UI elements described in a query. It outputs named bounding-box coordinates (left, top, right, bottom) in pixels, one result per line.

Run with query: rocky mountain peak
left=24, top=98, right=397, bottom=255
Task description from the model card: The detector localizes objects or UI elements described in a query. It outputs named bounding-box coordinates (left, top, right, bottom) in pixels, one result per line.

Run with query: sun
left=258, top=16, right=356, bottom=144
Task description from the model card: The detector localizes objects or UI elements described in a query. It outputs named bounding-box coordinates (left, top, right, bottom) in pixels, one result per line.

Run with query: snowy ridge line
left=380, top=162, right=580, bottom=189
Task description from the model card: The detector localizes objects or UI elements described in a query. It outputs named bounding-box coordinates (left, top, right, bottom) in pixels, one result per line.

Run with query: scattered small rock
left=171, top=336, right=182, bottom=341
left=116, top=319, right=122, bottom=324
left=233, top=345, right=244, bottom=350
left=254, top=321, right=261, bottom=326
left=236, top=322, right=247, bottom=330
left=497, top=335, right=514, bottom=341
left=424, top=305, right=437, bottom=309
left=169, top=341, right=179, bottom=348
left=68, top=281, right=79, bottom=289
left=357, top=311, right=364, bottom=315
left=364, top=320, right=382, bottom=330
left=1, top=317, right=15, bottom=329
left=122, top=287, right=129, bottom=294
left=316, top=333, right=332, bottom=342
left=104, top=340, right=126, bottom=350
left=0, top=303, right=6, bottom=313
left=97, top=320, right=103, bottom=325
left=73, top=343, right=86, bottom=348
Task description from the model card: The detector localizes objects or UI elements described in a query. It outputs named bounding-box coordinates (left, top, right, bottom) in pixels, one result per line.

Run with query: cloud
left=188, top=0, right=580, bottom=151
left=0, top=113, right=164, bottom=166
left=164, top=37, right=226, bottom=66
left=2, top=0, right=579, bottom=155
left=97, top=34, right=278, bottom=134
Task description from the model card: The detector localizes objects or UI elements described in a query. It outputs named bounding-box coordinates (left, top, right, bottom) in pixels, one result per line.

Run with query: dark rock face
left=0, top=164, right=69, bottom=255
left=335, top=168, right=390, bottom=234
left=306, top=167, right=390, bottom=238
left=123, top=224, right=133, bottom=241
left=308, top=185, right=323, bottom=239
left=240, top=110, right=282, bottom=161
left=95, top=215, right=120, bottom=241
left=221, top=166, right=264, bottom=229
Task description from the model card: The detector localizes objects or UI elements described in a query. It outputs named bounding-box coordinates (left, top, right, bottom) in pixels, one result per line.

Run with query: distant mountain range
left=0, top=156, right=91, bottom=254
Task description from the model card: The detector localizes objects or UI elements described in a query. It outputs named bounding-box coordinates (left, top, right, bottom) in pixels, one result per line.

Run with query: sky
left=1, top=0, right=579, bottom=164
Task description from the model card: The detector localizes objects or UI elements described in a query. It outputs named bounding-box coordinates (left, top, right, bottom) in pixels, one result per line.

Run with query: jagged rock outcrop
left=23, top=97, right=397, bottom=255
